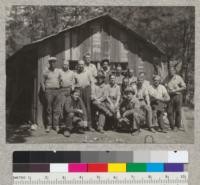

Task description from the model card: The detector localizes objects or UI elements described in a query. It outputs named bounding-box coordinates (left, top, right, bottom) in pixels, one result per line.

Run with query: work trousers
left=139, top=100, right=153, bottom=128
left=124, top=111, right=141, bottom=131
left=92, top=100, right=111, bottom=129
left=44, top=88, right=62, bottom=128
left=64, top=112, right=84, bottom=132
left=80, top=86, right=92, bottom=127
left=167, top=94, right=182, bottom=129
left=151, top=100, right=166, bottom=130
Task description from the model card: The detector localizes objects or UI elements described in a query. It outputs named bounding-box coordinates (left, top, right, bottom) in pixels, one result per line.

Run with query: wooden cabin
left=6, top=14, right=167, bottom=125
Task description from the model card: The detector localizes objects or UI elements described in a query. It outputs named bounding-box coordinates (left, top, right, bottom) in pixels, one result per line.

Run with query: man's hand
left=76, top=109, right=83, bottom=114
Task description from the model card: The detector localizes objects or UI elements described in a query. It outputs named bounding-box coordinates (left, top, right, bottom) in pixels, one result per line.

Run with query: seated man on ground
left=63, top=86, right=87, bottom=137
left=105, top=74, right=121, bottom=129
left=91, top=71, right=112, bottom=133
left=119, top=87, right=143, bottom=136
left=136, top=75, right=156, bottom=133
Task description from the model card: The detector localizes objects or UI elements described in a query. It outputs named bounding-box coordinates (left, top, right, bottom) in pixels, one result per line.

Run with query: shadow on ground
left=6, top=124, right=33, bottom=143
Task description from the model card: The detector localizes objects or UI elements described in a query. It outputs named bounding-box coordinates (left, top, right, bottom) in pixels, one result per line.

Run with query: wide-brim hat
left=96, top=71, right=105, bottom=79
left=124, top=86, right=135, bottom=94
left=48, top=57, right=57, bottom=62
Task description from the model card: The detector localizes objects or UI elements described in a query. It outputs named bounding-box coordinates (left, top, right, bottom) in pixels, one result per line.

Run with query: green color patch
left=126, top=163, right=147, bottom=172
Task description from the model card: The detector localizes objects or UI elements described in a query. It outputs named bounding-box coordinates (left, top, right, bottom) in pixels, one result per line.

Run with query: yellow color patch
left=108, top=163, right=126, bottom=172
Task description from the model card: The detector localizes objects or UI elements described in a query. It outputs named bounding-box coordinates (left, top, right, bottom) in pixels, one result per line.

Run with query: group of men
left=42, top=53, right=186, bottom=137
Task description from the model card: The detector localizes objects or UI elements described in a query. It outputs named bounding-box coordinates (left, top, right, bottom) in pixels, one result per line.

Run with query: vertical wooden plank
left=109, top=24, right=120, bottom=63
left=91, top=23, right=101, bottom=61
left=64, top=32, right=71, bottom=61
left=71, top=30, right=80, bottom=60
left=51, top=34, right=65, bottom=68
left=119, top=32, right=128, bottom=63
left=101, top=24, right=110, bottom=60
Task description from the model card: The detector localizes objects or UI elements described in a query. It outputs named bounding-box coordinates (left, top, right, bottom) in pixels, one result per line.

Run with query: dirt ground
left=6, top=107, right=194, bottom=144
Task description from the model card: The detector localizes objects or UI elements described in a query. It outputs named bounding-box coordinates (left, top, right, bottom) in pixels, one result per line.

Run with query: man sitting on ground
left=91, top=71, right=112, bottom=133
left=119, top=87, right=142, bottom=136
left=63, top=87, right=87, bottom=137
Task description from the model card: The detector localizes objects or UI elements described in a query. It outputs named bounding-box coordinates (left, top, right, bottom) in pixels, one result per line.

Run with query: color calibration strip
left=13, top=163, right=185, bottom=173
left=13, top=151, right=188, bottom=163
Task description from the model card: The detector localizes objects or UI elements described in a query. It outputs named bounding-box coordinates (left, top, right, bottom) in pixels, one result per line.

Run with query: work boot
left=88, top=127, right=95, bottom=132
left=149, top=128, right=156, bottom=133
left=55, top=126, right=60, bottom=133
left=63, top=130, right=71, bottom=137
left=98, top=127, right=104, bottom=134
left=45, top=126, right=51, bottom=133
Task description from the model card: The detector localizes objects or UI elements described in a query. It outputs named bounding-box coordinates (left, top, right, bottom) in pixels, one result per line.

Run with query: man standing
left=127, top=69, right=137, bottom=87
left=91, top=71, right=111, bottom=133
left=149, top=75, right=170, bottom=133
left=74, top=60, right=94, bottom=131
left=83, top=52, right=97, bottom=79
left=63, top=87, right=87, bottom=137
left=60, top=60, right=75, bottom=99
left=136, top=75, right=155, bottom=133
left=41, top=57, right=62, bottom=133
left=166, top=67, right=186, bottom=131
left=115, top=65, right=124, bottom=87
left=101, top=59, right=111, bottom=84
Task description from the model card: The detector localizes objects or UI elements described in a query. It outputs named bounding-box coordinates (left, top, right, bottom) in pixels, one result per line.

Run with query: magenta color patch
left=68, top=163, right=87, bottom=172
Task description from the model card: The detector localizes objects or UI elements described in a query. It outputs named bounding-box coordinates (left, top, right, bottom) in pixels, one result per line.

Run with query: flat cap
left=48, top=57, right=57, bottom=61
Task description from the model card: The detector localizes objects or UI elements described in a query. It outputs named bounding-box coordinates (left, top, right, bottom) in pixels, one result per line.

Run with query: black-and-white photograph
left=6, top=6, right=194, bottom=144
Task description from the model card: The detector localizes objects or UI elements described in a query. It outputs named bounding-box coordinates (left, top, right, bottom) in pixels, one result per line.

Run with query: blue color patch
left=146, top=163, right=164, bottom=172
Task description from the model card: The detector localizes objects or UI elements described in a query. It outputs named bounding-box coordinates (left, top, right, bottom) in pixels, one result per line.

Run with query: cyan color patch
left=146, top=163, right=164, bottom=172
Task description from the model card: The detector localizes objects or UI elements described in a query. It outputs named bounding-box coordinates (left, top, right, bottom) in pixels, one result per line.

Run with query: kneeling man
left=63, top=87, right=87, bottom=137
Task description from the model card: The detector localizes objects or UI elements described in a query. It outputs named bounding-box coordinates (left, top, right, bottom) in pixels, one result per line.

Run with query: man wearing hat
left=115, top=65, right=124, bottom=87
left=91, top=71, right=112, bottom=133
left=101, top=58, right=111, bottom=84
left=136, top=75, right=155, bottom=133
left=83, top=52, right=97, bottom=79
left=74, top=60, right=94, bottom=131
left=59, top=60, right=75, bottom=99
left=166, top=66, right=186, bottom=131
left=149, top=75, right=170, bottom=133
left=42, top=56, right=62, bottom=133
left=119, top=86, right=142, bottom=135
left=63, top=86, right=87, bottom=137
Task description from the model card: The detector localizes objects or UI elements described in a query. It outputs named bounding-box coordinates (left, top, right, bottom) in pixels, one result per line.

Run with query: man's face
left=72, top=91, right=80, bottom=101
left=84, top=55, right=91, bottom=64
left=169, top=68, right=176, bottom=77
left=78, top=61, right=84, bottom=72
left=137, top=76, right=144, bottom=86
left=116, top=67, right=121, bottom=75
left=49, top=61, right=56, bottom=69
left=109, top=75, right=116, bottom=85
left=63, top=63, right=69, bottom=71
left=129, top=69, right=134, bottom=77
left=97, top=77, right=104, bottom=84
left=123, top=78, right=129, bottom=87
left=126, top=92, right=133, bottom=100
left=153, top=79, right=160, bottom=87
left=103, top=61, right=108, bottom=70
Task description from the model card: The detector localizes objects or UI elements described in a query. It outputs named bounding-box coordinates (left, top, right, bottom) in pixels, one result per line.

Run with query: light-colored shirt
left=149, top=84, right=170, bottom=101
left=129, top=76, right=137, bottom=85
left=91, top=83, right=108, bottom=102
left=106, top=84, right=121, bottom=104
left=60, top=69, right=75, bottom=87
left=166, top=74, right=186, bottom=95
left=43, top=68, right=61, bottom=89
left=115, top=75, right=124, bottom=86
left=75, top=69, right=93, bottom=88
left=136, top=83, right=150, bottom=105
left=85, top=63, right=97, bottom=78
